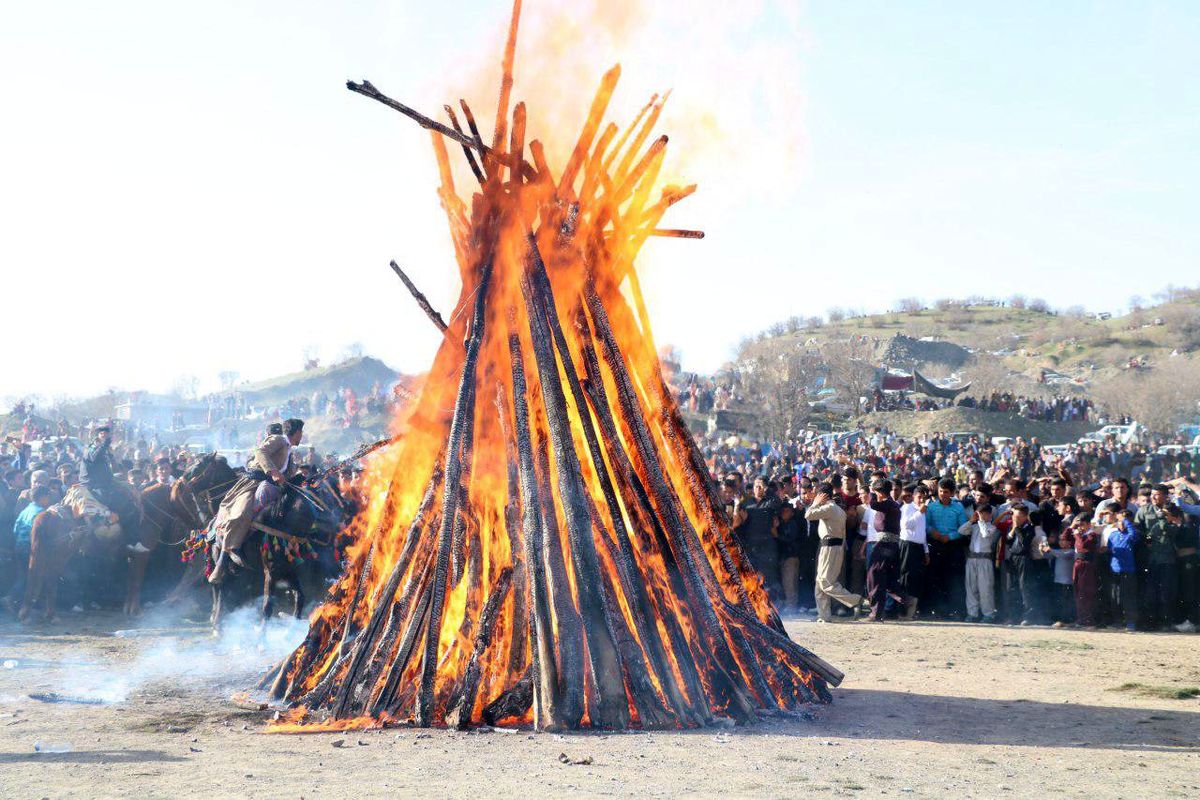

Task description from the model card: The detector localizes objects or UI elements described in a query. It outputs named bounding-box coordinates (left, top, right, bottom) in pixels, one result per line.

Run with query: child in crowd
left=1041, top=496, right=1080, bottom=628
left=1069, top=509, right=1101, bottom=627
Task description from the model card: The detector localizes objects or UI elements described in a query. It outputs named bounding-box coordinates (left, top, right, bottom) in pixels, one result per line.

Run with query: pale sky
left=2, top=1, right=1198, bottom=404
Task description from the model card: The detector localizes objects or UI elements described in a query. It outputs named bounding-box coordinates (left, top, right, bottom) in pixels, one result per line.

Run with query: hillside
left=238, top=356, right=400, bottom=406
left=855, top=407, right=1093, bottom=443
left=784, top=295, right=1200, bottom=380
left=718, top=292, right=1200, bottom=438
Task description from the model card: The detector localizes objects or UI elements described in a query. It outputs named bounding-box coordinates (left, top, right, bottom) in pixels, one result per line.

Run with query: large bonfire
left=264, top=0, right=842, bottom=731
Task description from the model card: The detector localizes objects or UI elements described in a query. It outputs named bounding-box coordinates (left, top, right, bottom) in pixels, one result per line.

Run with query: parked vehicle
left=1156, top=444, right=1200, bottom=458
left=1078, top=422, right=1142, bottom=446
left=1042, top=444, right=1073, bottom=459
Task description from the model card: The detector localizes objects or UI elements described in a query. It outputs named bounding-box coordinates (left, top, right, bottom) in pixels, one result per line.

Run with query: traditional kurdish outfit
left=211, top=434, right=294, bottom=559
left=806, top=501, right=861, bottom=621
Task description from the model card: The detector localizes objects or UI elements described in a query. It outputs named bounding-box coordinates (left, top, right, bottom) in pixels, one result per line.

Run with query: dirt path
left=1, top=611, right=1197, bottom=798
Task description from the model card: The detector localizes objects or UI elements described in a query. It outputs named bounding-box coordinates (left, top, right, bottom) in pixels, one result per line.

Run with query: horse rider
left=208, top=418, right=304, bottom=583
left=79, top=425, right=145, bottom=553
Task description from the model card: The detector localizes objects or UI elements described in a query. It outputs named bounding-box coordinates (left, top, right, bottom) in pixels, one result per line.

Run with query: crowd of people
left=206, top=382, right=404, bottom=431
left=959, top=392, right=1096, bottom=423
left=0, top=419, right=356, bottom=612
left=5, top=394, right=1200, bottom=637
left=712, top=429, right=1200, bottom=631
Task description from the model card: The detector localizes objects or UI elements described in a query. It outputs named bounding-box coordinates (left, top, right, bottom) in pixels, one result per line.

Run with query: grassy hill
left=239, top=356, right=399, bottom=406
left=855, top=407, right=1093, bottom=443
left=754, top=293, right=1200, bottom=383
left=720, top=291, right=1200, bottom=438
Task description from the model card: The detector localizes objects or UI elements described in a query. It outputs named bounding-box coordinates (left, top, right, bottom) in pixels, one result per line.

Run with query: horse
left=207, top=475, right=345, bottom=629
left=158, top=453, right=241, bottom=607
left=20, top=454, right=240, bottom=621
left=21, top=482, right=147, bottom=618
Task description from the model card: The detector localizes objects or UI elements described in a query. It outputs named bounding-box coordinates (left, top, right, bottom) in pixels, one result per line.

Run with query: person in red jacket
left=1064, top=511, right=1101, bottom=627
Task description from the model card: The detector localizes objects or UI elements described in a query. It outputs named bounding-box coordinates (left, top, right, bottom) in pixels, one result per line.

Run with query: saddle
left=63, top=486, right=122, bottom=541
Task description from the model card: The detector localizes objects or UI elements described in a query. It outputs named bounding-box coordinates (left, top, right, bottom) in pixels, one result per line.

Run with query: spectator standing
left=1044, top=528, right=1076, bottom=627
left=733, top=477, right=782, bottom=601
left=1068, top=511, right=1101, bottom=627
left=4, top=484, right=50, bottom=611
left=924, top=477, right=969, bottom=618
left=960, top=504, right=1000, bottom=622
left=1001, top=505, right=1038, bottom=625
left=898, top=484, right=930, bottom=602
left=1136, top=485, right=1180, bottom=630
left=1171, top=484, right=1200, bottom=633
left=1106, top=508, right=1140, bottom=630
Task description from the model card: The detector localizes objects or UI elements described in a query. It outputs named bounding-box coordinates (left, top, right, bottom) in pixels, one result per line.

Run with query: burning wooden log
left=388, top=261, right=448, bottom=333
left=265, top=0, right=840, bottom=733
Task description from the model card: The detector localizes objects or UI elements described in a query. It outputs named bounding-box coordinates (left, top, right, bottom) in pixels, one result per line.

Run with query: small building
left=114, top=393, right=209, bottom=430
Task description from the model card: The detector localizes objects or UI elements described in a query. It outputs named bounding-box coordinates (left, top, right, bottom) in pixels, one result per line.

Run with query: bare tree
left=821, top=338, right=877, bottom=414
left=895, top=297, right=924, bottom=313
left=1160, top=304, right=1200, bottom=351
left=1029, top=298, right=1051, bottom=313
left=1009, top=295, right=1027, bottom=310
left=827, top=307, right=847, bottom=324
left=1091, top=361, right=1200, bottom=433
left=733, top=338, right=819, bottom=439
left=963, top=354, right=1011, bottom=403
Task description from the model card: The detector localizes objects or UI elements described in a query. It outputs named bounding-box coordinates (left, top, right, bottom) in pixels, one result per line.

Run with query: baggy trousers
left=964, top=555, right=996, bottom=618
left=815, top=542, right=861, bottom=620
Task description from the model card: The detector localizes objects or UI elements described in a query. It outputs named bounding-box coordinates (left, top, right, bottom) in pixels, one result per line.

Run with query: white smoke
left=47, top=605, right=307, bottom=705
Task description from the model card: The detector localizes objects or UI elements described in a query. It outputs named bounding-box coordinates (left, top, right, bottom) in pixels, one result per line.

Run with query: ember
left=262, top=0, right=841, bottom=731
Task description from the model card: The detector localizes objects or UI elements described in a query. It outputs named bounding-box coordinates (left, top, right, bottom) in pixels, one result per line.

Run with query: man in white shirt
left=960, top=504, right=1001, bottom=623
left=899, top=484, right=930, bottom=604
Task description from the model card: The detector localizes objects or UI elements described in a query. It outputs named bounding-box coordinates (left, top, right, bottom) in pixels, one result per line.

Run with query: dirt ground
left=1, top=610, right=1198, bottom=799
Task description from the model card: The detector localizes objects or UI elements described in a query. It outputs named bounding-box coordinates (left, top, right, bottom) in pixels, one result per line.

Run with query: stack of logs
left=261, top=0, right=842, bottom=731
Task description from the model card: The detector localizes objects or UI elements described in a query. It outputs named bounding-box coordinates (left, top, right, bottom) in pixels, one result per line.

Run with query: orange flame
left=265, top=0, right=837, bottom=733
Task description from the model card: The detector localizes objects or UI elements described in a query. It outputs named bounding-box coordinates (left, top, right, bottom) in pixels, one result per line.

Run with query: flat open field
left=1, top=610, right=1197, bottom=799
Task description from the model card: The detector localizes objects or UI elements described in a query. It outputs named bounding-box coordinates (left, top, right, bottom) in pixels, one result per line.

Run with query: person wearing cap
left=209, top=418, right=304, bottom=582
left=78, top=425, right=142, bottom=550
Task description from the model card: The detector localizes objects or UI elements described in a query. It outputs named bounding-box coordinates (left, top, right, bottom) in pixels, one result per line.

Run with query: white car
left=1157, top=444, right=1200, bottom=457
left=1079, top=423, right=1142, bottom=446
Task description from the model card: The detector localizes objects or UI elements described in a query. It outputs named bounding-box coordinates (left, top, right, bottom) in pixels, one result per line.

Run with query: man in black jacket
left=79, top=426, right=142, bottom=551
left=1002, top=504, right=1038, bottom=624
